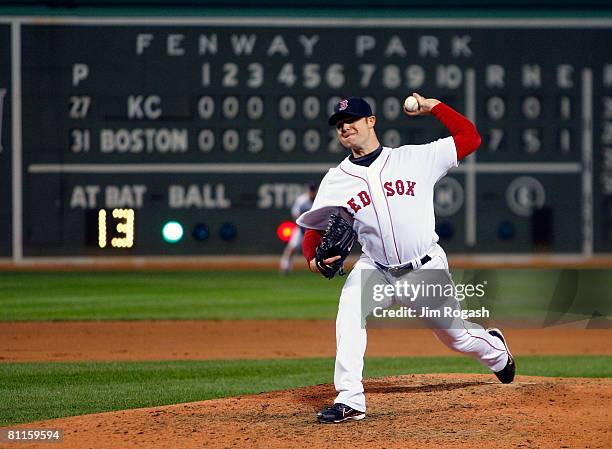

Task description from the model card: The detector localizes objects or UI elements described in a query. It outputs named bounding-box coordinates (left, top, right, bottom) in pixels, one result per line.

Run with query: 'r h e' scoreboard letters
left=0, top=17, right=610, bottom=259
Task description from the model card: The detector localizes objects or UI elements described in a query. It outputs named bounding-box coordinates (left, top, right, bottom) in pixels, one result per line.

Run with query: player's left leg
left=332, top=257, right=371, bottom=413
left=318, top=255, right=387, bottom=423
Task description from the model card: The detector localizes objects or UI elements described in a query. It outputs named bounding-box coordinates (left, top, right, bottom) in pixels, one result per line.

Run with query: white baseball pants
left=333, top=244, right=509, bottom=412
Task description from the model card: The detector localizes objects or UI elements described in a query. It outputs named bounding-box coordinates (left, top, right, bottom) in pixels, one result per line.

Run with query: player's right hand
left=309, top=256, right=341, bottom=274
left=404, top=92, right=441, bottom=116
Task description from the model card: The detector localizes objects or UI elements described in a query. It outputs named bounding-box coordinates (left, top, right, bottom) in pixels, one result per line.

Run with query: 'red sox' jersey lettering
left=383, top=180, right=416, bottom=197
left=347, top=180, right=416, bottom=214
left=346, top=191, right=371, bottom=213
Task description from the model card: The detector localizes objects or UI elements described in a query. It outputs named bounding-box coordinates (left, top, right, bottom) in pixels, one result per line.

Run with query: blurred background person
left=279, top=183, right=317, bottom=275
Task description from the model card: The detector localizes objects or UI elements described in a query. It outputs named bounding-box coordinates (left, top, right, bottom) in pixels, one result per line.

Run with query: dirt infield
left=2, top=374, right=611, bottom=449
left=3, top=322, right=610, bottom=448
left=2, top=320, right=611, bottom=362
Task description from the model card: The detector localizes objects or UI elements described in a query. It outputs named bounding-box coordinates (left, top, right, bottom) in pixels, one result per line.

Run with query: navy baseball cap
left=328, top=97, right=373, bottom=126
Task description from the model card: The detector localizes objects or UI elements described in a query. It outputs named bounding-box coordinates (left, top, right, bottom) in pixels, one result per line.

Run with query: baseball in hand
left=404, top=96, right=419, bottom=112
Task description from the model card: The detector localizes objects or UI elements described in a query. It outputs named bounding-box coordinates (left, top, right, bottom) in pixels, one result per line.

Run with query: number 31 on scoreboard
left=97, top=208, right=135, bottom=249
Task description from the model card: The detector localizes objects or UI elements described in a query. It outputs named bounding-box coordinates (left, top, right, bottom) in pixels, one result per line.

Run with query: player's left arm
left=404, top=92, right=481, bottom=160
left=302, top=229, right=342, bottom=274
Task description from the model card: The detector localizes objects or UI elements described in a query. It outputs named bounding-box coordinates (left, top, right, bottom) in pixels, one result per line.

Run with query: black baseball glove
left=315, top=213, right=357, bottom=279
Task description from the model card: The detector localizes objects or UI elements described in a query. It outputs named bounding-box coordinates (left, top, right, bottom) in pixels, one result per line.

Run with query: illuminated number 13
left=98, top=208, right=135, bottom=248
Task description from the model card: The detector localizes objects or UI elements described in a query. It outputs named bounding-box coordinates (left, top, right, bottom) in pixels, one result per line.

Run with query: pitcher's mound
left=4, top=374, right=611, bottom=449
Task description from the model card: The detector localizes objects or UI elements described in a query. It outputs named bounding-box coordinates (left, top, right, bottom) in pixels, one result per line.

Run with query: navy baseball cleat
left=487, top=328, right=516, bottom=384
left=317, top=403, right=365, bottom=424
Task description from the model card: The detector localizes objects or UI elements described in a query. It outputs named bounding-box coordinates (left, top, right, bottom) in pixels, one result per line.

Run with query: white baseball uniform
left=297, top=137, right=509, bottom=413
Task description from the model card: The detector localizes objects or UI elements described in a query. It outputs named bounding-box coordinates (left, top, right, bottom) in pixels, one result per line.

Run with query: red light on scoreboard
left=276, top=221, right=297, bottom=242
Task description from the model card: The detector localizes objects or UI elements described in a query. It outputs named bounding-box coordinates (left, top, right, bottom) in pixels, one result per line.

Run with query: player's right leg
left=416, top=246, right=514, bottom=381
left=430, top=321, right=512, bottom=377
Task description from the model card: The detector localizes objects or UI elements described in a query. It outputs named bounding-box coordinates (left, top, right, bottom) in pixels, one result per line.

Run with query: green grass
left=1, top=270, right=611, bottom=322
left=2, top=355, right=610, bottom=425
left=0, top=271, right=344, bottom=321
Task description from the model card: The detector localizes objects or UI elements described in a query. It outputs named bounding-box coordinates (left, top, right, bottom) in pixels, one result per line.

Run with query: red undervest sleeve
left=302, top=229, right=323, bottom=262
left=431, top=103, right=481, bottom=160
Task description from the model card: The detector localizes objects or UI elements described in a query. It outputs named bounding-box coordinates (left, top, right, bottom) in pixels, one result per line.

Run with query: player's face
left=335, top=116, right=375, bottom=150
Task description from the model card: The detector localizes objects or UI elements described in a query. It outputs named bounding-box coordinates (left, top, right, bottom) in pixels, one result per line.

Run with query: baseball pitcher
left=297, top=94, right=516, bottom=424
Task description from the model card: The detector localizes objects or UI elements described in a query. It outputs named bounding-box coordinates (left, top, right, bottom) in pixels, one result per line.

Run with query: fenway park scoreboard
left=0, top=17, right=611, bottom=259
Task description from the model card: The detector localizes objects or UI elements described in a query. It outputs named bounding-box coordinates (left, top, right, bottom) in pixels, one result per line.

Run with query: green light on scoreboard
left=162, top=221, right=184, bottom=243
